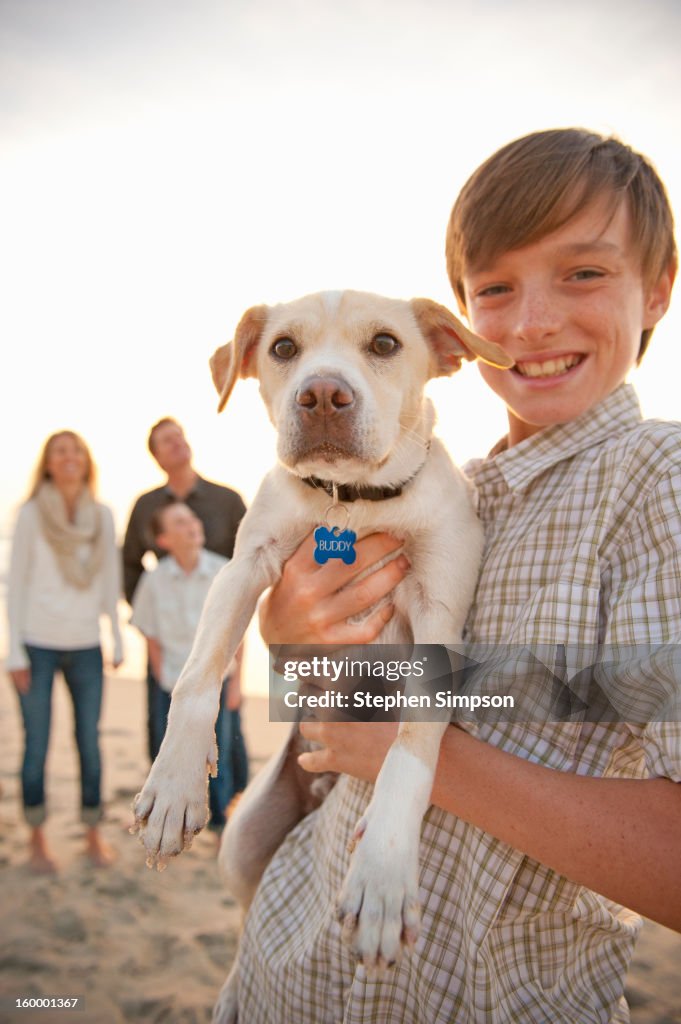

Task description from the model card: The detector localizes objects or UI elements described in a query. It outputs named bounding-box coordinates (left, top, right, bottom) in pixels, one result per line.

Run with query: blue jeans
left=18, top=645, right=104, bottom=827
left=146, top=663, right=162, bottom=762
left=151, top=678, right=249, bottom=830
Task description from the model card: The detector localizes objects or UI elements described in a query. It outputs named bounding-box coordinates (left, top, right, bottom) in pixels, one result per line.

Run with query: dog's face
left=210, top=291, right=512, bottom=481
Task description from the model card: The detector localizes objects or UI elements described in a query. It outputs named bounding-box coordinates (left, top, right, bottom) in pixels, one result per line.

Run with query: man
left=123, top=417, right=246, bottom=758
left=123, top=418, right=246, bottom=602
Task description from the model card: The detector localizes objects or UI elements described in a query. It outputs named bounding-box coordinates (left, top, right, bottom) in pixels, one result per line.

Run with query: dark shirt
left=122, top=475, right=247, bottom=603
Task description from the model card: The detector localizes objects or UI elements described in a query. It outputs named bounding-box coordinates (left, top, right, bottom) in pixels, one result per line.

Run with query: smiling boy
left=227, top=130, right=680, bottom=1024
left=446, top=133, right=675, bottom=443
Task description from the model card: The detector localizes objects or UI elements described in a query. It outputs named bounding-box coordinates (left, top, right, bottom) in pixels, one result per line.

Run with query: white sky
left=1, top=0, right=680, bottom=684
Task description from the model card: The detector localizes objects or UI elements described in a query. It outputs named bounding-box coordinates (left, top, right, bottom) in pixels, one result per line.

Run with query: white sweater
left=7, top=499, right=124, bottom=671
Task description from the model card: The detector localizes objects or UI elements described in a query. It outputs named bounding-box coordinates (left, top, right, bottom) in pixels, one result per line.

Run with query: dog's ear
left=411, top=298, right=514, bottom=377
left=209, top=305, right=269, bottom=413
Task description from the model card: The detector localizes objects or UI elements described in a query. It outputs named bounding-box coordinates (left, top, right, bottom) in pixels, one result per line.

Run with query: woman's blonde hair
left=29, top=430, right=98, bottom=498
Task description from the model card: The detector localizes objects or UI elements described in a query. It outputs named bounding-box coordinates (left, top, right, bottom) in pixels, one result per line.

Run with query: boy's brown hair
left=148, top=499, right=185, bottom=543
left=446, top=128, right=677, bottom=360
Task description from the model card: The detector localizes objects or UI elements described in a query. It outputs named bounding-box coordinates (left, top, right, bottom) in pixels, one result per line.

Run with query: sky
left=1, top=0, right=680, bottom=682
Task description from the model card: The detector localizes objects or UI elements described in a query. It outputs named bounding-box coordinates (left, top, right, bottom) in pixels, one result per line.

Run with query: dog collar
left=301, top=447, right=431, bottom=503
left=303, top=478, right=404, bottom=502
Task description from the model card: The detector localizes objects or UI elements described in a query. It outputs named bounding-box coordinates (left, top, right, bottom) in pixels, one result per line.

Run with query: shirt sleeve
left=130, top=571, right=159, bottom=641
left=603, top=463, right=681, bottom=780
left=122, top=498, right=149, bottom=604
left=6, top=503, right=33, bottom=671
left=99, top=505, right=124, bottom=665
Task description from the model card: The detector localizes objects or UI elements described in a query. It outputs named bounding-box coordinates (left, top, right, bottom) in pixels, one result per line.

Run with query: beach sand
left=0, top=671, right=679, bottom=1024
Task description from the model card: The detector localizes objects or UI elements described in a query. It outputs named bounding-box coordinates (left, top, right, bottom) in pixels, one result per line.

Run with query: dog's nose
left=295, top=377, right=355, bottom=415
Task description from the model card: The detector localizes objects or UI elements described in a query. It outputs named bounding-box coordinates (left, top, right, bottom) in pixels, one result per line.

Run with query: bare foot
left=29, top=828, right=58, bottom=874
left=85, top=828, right=117, bottom=867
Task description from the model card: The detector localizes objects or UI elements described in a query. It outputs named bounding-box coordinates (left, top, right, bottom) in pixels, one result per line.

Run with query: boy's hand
left=259, top=531, right=409, bottom=646
left=298, top=720, right=398, bottom=783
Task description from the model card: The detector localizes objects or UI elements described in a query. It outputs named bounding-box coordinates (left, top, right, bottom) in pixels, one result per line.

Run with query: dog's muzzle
left=288, top=375, right=363, bottom=463
left=295, top=376, right=355, bottom=416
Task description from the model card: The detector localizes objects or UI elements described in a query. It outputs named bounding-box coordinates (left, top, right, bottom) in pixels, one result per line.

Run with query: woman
left=7, top=430, right=123, bottom=871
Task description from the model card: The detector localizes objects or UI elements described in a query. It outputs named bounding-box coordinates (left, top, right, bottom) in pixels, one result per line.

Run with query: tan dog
left=132, top=290, right=512, bottom=1022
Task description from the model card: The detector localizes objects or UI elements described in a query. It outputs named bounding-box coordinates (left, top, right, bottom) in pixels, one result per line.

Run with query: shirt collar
left=162, top=474, right=206, bottom=501
left=466, top=383, right=642, bottom=494
left=167, top=548, right=212, bottom=578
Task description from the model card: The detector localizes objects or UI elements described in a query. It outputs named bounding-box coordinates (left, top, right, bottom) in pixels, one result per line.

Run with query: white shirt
left=130, top=549, right=228, bottom=692
left=7, top=499, right=123, bottom=670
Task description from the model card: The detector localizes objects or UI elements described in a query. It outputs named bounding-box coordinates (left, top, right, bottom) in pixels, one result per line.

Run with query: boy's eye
left=570, top=268, right=605, bottom=281
left=477, top=284, right=510, bottom=297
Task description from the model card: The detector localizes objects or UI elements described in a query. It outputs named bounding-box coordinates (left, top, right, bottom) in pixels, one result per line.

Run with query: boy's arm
left=130, top=571, right=161, bottom=681
left=298, top=720, right=681, bottom=932
left=433, top=725, right=681, bottom=932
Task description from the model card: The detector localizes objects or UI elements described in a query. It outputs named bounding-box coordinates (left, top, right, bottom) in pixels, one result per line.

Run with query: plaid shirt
left=238, top=384, right=681, bottom=1024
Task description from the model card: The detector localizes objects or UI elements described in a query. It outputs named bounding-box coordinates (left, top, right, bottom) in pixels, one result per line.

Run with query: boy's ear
left=643, top=259, right=677, bottom=329
left=155, top=533, right=170, bottom=552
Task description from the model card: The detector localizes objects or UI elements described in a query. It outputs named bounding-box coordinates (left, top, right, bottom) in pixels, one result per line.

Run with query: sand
left=0, top=671, right=679, bottom=1024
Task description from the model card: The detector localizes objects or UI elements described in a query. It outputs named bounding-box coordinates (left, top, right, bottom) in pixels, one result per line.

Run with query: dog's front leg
left=132, top=557, right=271, bottom=868
left=336, top=712, right=451, bottom=973
left=337, top=517, right=481, bottom=970
left=337, top=632, right=458, bottom=973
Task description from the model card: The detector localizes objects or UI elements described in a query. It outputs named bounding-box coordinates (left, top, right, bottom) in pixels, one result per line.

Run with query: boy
left=237, top=129, right=680, bottom=1023
left=123, top=417, right=246, bottom=761
left=131, top=501, right=247, bottom=834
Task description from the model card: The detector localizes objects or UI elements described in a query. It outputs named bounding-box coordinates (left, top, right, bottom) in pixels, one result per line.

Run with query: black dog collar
left=301, top=447, right=431, bottom=503
left=302, top=478, right=405, bottom=502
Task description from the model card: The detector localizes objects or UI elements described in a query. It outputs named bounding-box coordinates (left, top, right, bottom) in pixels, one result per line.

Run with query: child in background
left=131, top=500, right=248, bottom=834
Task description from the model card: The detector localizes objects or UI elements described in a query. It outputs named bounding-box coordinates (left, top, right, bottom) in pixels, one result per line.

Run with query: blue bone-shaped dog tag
left=313, top=525, right=357, bottom=565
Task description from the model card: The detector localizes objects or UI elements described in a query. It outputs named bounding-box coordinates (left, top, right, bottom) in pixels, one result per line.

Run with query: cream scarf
left=35, top=481, right=105, bottom=589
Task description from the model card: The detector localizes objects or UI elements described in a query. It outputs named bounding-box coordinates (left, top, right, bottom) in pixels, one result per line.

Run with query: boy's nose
left=512, top=289, right=562, bottom=346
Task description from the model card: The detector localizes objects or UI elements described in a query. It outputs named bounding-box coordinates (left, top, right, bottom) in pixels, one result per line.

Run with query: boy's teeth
left=516, top=355, right=581, bottom=378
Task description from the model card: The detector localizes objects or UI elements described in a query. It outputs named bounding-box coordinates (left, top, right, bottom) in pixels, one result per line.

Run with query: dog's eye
left=271, top=337, right=298, bottom=360
left=369, top=333, right=400, bottom=356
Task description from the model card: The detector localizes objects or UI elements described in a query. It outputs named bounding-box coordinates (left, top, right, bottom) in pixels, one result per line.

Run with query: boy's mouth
left=514, top=354, right=583, bottom=379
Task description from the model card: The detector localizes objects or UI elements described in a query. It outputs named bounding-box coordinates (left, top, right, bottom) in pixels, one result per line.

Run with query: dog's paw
left=336, top=814, right=421, bottom=974
left=131, top=728, right=217, bottom=869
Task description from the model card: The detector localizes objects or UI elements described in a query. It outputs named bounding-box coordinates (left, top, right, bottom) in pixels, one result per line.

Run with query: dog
left=132, top=290, right=512, bottom=1022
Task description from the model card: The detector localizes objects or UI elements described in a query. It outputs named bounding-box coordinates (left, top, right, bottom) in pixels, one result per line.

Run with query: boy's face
left=462, top=198, right=673, bottom=446
left=157, top=504, right=205, bottom=554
